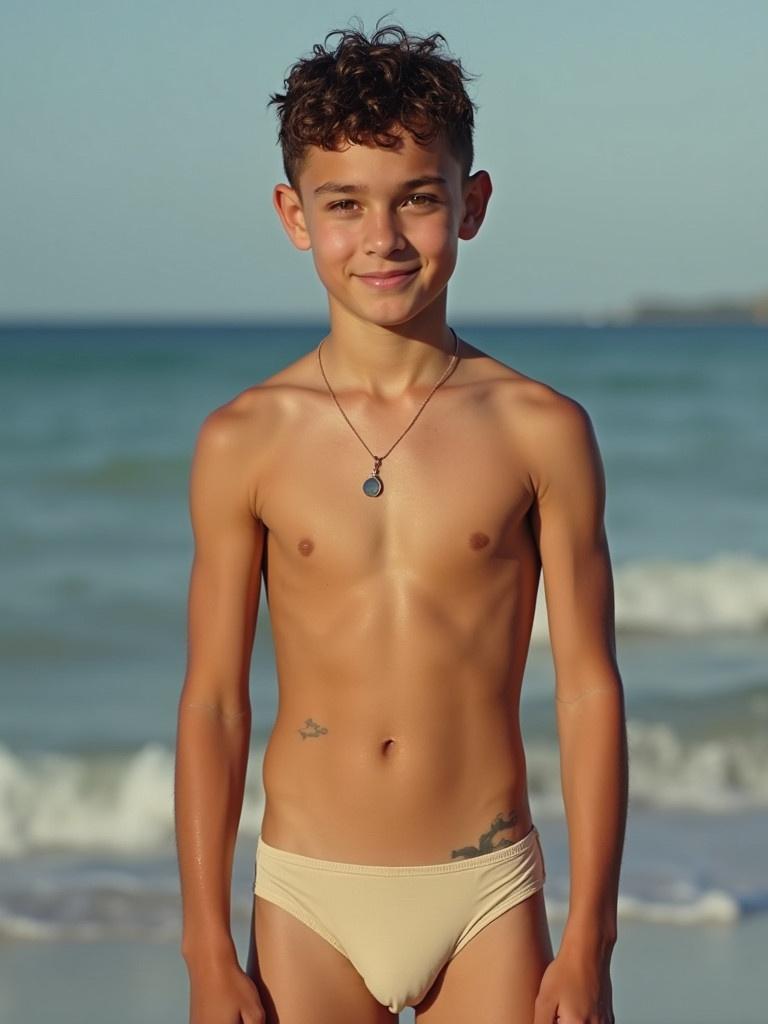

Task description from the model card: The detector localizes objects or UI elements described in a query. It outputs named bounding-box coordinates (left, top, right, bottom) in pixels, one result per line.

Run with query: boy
left=175, top=21, right=626, bottom=1024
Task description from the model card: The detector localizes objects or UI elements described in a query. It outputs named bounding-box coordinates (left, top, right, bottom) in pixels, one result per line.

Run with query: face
left=273, top=130, right=492, bottom=329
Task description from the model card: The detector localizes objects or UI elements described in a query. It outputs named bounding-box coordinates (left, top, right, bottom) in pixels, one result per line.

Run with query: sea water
left=1, top=321, right=766, bottom=1020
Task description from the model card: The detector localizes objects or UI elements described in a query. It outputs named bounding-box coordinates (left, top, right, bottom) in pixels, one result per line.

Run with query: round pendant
left=362, top=475, right=383, bottom=497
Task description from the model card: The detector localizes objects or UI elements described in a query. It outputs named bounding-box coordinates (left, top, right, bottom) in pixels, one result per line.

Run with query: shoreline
left=2, top=916, right=764, bottom=1024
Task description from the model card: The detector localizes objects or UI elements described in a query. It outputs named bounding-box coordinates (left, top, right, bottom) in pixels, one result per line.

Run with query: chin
left=360, top=293, right=443, bottom=326
left=360, top=307, right=426, bottom=329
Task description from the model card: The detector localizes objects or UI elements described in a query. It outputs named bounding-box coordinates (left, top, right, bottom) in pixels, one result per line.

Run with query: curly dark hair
left=268, top=18, right=478, bottom=190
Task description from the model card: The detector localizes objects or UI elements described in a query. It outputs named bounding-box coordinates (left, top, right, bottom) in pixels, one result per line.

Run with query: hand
left=533, top=942, right=615, bottom=1024
left=187, top=958, right=267, bottom=1024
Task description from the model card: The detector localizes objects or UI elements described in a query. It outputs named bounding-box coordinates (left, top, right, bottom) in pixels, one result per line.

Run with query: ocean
left=1, top=321, right=766, bottom=1023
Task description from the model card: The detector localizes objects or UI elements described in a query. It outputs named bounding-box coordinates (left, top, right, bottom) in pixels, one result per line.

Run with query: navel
left=469, top=531, right=490, bottom=550
left=298, top=537, right=315, bottom=556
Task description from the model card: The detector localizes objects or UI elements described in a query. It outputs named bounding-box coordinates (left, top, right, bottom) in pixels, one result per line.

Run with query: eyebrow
left=313, top=175, right=448, bottom=196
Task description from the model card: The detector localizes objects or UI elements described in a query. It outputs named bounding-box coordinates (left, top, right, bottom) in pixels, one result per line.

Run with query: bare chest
left=253, top=384, right=534, bottom=590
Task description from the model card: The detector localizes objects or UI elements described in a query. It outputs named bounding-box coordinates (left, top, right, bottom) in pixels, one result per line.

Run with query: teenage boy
left=175, top=21, right=626, bottom=1024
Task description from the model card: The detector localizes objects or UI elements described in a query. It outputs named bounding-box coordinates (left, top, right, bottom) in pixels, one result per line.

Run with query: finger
left=240, top=1007, right=266, bottom=1024
left=532, top=999, right=558, bottom=1024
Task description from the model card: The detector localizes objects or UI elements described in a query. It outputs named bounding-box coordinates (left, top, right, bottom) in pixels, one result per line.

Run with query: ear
left=458, top=170, right=492, bottom=241
left=273, top=183, right=312, bottom=251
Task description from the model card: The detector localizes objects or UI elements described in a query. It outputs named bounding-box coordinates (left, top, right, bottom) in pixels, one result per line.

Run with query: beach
left=1, top=321, right=766, bottom=1022
left=2, top=913, right=766, bottom=1023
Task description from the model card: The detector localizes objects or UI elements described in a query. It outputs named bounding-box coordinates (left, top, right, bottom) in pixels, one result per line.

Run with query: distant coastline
left=621, top=289, right=768, bottom=325
left=1, top=289, right=767, bottom=329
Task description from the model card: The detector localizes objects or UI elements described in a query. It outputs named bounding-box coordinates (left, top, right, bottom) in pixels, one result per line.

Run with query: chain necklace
left=317, top=328, right=460, bottom=497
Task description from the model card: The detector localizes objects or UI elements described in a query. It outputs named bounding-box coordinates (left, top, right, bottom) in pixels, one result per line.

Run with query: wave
left=0, top=886, right=183, bottom=943
left=2, top=715, right=768, bottom=856
left=527, top=722, right=768, bottom=814
left=530, top=553, right=768, bottom=641
left=4, top=554, right=767, bottom=661
left=544, top=888, right=768, bottom=926
left=1, top=874, right=764, bottom=944
left=0, top=743, right=184, bottom=857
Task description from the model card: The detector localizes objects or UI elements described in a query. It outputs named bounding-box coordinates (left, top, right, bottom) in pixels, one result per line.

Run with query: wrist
left=181, top=933, right=239, bottom=970
left=560, top=916, right=617, bottom=958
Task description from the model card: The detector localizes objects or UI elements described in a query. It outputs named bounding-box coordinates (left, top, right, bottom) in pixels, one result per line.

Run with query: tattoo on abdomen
left=450, top=811, right=520, bottom=859
left=298, top=717, right=329, bottom=740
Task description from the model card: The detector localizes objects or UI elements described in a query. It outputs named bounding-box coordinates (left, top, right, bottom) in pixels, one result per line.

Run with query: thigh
left=246, top=895, right=394, bottom=1024
left=414, top=888, right=554, bottom=1024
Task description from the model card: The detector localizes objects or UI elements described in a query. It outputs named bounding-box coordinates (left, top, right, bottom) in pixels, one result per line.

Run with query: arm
left=527, top=391, right=628, bottom=1023
left=174, top=404, right=265, bottom=971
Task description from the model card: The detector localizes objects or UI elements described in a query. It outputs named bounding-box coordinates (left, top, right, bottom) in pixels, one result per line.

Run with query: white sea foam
left=526, top=723, right=768, bottom=813
left=0, top=879, right=757, bottom=943
left=0, top=904, right=182, bottom=942
left=623, top=722, right=768, bottom=810
left=543, top=889, right=746, bottom=926
left=530, top=553, right=768, bottom=642
left=0, top=742, right=183, bottom=856
left=2, top=720, right=767, bottom=858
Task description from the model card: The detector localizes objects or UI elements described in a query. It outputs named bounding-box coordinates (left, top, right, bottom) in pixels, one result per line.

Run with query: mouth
left=355, top=268, right=420, bottom=290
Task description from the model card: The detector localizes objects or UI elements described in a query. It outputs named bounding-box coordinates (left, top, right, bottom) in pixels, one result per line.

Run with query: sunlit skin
left=175, top=126, right=624, bottom=1024
left=272, top=131, right=492, bottom=387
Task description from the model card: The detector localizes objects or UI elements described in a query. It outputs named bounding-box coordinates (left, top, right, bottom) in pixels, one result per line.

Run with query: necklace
left=317, top=328, right=460, bottom=497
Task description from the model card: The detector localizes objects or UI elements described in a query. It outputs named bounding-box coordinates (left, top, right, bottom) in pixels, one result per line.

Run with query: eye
left=328, top=199, right=358, bottom=212
left=404, top=193, right=439, bottom=207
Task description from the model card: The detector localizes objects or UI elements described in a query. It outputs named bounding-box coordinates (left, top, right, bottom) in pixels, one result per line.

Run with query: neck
left=319, top=306, right=458, bottom=399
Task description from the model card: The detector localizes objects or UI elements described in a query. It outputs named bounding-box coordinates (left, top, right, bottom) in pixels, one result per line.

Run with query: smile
left=355, top=268, right=419, bottom=290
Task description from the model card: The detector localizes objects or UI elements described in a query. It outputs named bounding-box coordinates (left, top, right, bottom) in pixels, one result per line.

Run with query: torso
left=241, top=341, right=549, bottom=864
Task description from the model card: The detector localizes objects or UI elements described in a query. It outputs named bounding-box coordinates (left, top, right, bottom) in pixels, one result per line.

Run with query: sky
left=1, top=0, right=766, bottom=321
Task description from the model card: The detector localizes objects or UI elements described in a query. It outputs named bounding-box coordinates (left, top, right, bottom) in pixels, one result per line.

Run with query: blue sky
left=1, top=0, right=766, bottom=320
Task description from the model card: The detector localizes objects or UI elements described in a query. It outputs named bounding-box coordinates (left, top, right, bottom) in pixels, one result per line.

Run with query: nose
left=363, top=208, right=406, bottom=256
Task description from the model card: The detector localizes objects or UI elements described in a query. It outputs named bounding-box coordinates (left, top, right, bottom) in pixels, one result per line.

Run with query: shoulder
left=463, top=343, right=593, bottom=445
left=518, top=385, right=601, bottom=499
left=190, top=347, right=322, bottom=519
left=464, top=345, right=600, bottom=495
left=501, top=380, right=603, bottom=505
left=508, top=378, right=594, bottom=447
left=195, top=347, right=320, bottom=447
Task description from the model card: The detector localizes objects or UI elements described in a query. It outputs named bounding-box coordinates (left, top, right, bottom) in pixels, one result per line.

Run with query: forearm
left=556, top=677, right=628, bottom=952
left=174, top=695, right=251, bottom=965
